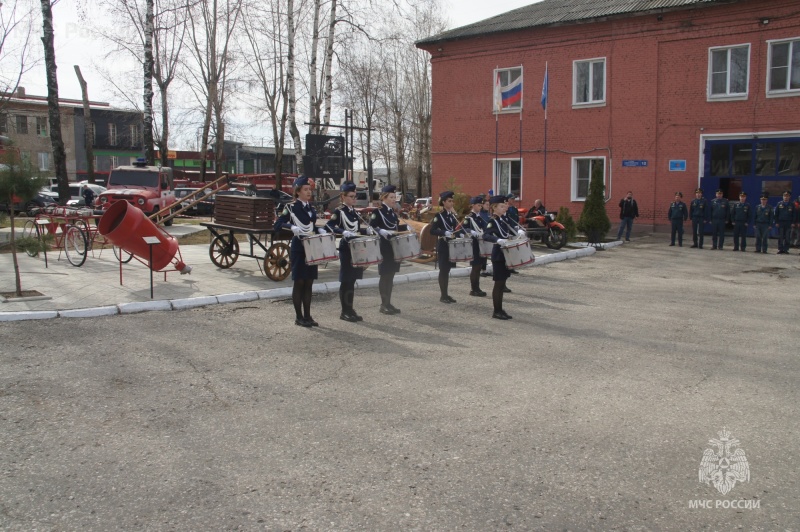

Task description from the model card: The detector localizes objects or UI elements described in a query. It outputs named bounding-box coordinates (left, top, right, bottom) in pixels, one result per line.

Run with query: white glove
left=445, top=230, right=453, bottom=238
left=517, top=229, right=526, bottom=237
left=470, top=230, right=479, bottom=238
left=497, top=239, right=508, bottom=245
left=366, top=226, right=376, bottom=236
left=343, top=230, right=356, bottom=239
left=290, top=225, right=303, bottom=236
left=317, top=227, right=327, bottom=235
left=378, top=229, right=391, bottom=238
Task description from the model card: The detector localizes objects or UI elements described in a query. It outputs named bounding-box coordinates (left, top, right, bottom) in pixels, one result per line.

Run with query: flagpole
left=495, top=68, right=499, bottom=192
left=542, top=62, right=548, bottom=207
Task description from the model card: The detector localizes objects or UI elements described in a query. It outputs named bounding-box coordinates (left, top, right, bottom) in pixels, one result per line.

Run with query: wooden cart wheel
left=264, top=242, right=290, bottom=281
left=209, top=234, right=239, bottom=268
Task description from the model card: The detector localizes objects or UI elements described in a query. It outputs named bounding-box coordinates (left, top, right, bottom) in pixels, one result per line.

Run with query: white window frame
left=493, top=158, right=523, bottom=198
left=573, top=57, right=606, bottom=107
left=109, top=155, right=119, bottom=169
left=129, top=124, right=140, bottom=147
left=767, top=37, right=800, bottom=98
left=37, top=152, right=49, bottom=171
left=493, top=66, right=524, bottom=114
left=108, top=123, right=117, bottom=146
left=571, top=156, right=606, bottom=201
left=36, top=116, right=48, bottom=137
left=708, top=44, right=750, bottom=101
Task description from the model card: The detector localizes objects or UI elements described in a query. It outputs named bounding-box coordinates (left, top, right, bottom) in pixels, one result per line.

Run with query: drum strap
left=339, top=207, right=359, bottom=232
left=376, top=207, right=398, bottom=230
left=289, top=212, right=314, bottom=235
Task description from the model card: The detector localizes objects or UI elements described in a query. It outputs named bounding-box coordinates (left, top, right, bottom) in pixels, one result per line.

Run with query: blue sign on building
left=622, top=160, right=648, bottom=167
left=669, top=160, right=687, bottom=171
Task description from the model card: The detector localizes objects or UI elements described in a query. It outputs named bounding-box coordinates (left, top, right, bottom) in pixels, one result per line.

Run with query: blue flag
left=541, top=64, right=548, bottom=110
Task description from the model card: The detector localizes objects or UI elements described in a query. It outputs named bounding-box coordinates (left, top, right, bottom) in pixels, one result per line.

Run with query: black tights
left=470, top=264, right=481, bottom=291
left=379, top=273, right=395, bottom=306
left=340, top=280, right=356, bottom=313
left=492, top=279, right=506, bottom=313
left=292, top=279, right=314, bottom=319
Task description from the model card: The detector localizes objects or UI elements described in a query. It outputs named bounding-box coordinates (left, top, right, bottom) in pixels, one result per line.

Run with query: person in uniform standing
left=430, top=191, right=466, bottom=304
left=500, top=200, right=526, bottom=277
left=754, top=193, right=775, bottom=254
left=730, top=191, right=752, bottom=252
left=775, top=190, right=797, bottom=254
left=275, top=176, right=327, bottom=327
left=482, top=195, right=516, bottom=320
left=463, top=196, right=488, bottom=297
left=668, top=192, right=688, bottom=246
left=325, top=182, right=368, bottom=322
left=370, top=185, right=408, bottom=314
left=710, top=189, right=729, bottom=250
left=689, top=188, right=709, bottom=248
left=506, top=195, right=520, bottom=225
left=616, top=191, right=639, bottom=241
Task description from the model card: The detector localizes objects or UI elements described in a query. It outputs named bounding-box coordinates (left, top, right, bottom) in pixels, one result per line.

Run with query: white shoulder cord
left=340, top=207, right=359, bottom=232
left=377, top=206, right=398, bottom=230
left=289, top=209, right=314, bottom=235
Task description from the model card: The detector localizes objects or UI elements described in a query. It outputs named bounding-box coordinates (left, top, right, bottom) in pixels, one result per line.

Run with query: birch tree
left=0, top=0, right=37, bottom=106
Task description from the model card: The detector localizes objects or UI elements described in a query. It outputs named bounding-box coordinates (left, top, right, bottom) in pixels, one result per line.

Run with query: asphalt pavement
left=1, top=233, right=798, bottom=530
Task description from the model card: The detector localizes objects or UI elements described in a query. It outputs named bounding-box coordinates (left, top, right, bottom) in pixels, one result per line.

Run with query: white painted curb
left=118, top=300, right=173, bottom=314
left=170, top=296, right=219, bottom=310
left=216, top=291, right=259, bottom=304
left=0, top=310, right=59, bottom=322
left=257, top=287, right=293, bottom=299
left=59, top=306, right=120, bottom=319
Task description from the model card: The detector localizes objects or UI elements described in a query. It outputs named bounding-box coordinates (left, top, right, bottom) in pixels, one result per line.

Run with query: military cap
left=470, top=196, right=484, bottom=205
left=293, top=175, right=310, bottom=188
left=381, top=184, right=397, bottom=194
left=739, top=191, right=747, bottom=197
left=340, top=181, right=356, bottom=193
left=439, top=190, right=454, bottom=201
left=760, top=193, right=769, bottom=200
left=716, top=189, right=724, bottom=194
left=489, top=195, right=507, bottom=204
left=675, top=191, right=683, bottom=197
left=695, top=188, right=703, bottom=193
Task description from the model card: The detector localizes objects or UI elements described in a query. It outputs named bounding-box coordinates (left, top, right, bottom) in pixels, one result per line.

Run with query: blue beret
left=293, top=176, right=310, bottom=188
left=489, top=195, right=507, bottom=205
left=439, top=190, right=454, bottom=201
left=381, top=185, right=397, bottom=194
left=340, top=181, right=356, bottom=193
left=716, top=189, right=724, bottom=193
left=761, top=193, right=769, bottom=199
left=470, top=196, right=483, bottom=205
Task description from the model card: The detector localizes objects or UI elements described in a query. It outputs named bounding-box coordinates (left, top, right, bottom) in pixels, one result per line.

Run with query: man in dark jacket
left=668, top=192, right=689, bottom=246
left=730, top=191, right=752, bottom=252
left=710, top=189, right=729, bottom=250
left=754, top=193, right=775, bottom=254
left=616, top=191, right=639, bottom=241
left=82, top=185, right=95, bottom=208
left=689, top=188, right=709, bottom=248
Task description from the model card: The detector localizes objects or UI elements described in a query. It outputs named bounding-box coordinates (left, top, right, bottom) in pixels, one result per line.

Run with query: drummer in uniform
left=500, top=195, right=528, bottom=280
left=370, top=185, right=408, bottom=315
left=463, top=196, right=488, bottom=297
left=482, top=195, right=516, bottom=320
left=276, top=176, right=328, bottom=327
left=430, top=190, right=467, bottom=304
left=326, top=181, right=369, bottom=322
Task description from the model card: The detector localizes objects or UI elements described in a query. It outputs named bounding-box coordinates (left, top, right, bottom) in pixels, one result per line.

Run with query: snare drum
left=500, top=238, right=534, bottom=268
left=478, top=239, right=494, bottom=258
left=447, top=237, right=474, bottom=262
left=390, top=231, right=421, bottom=261
left=302, top=233, right=337, bottom=265
left=348, top=236, right=382, bottom=267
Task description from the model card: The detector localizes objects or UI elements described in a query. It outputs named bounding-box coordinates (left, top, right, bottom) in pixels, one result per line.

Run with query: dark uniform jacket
left=730, top=202, right=752, bottom=224
left=775, top=200, right=796, bottom=223
left=482, top=216, right=516, bottom=262
left=325, top=205, right=367, bottom=240
left=710, top=198, right=729, bottom=221
left=619, top=198, right=639, bottom=219
left=754, top=204, right=775, bottom=225
left=430, top=210, right=464, bottom=240
left=668, top=201, right=688, bottom=221
left=690, top=198, right=709, bottom=221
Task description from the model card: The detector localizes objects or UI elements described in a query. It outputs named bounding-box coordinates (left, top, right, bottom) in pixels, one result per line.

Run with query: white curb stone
left=118, top=300, right=173, bottom=314
left=216, top=291, right=259, bottom=304
left=0, top=310, right=59, bottom=322
left=257, top=287, right=293, bottom=299
left=170, top=296, right=219, bottom=310
left=355, top=278, right=380, bottom=288
left=59, top=306, right=120, bottom=318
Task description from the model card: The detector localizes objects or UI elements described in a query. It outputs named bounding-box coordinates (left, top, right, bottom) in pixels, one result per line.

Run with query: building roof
left=417, top=0, right=731, bottom=45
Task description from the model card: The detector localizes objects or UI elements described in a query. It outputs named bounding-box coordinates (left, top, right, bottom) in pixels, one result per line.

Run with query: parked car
left=414, top=197, right=432, bottom=209
left=0, top=191, right=57, bottom=216
left=174, top=187, right=214, bottom=216
left=50, top=183, right=106, bottom=207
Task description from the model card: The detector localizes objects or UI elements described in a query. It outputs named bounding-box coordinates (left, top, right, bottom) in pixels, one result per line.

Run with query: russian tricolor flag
left=501, top=76, right=523, bottom=108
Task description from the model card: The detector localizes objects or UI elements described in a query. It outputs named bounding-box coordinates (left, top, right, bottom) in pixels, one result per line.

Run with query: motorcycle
left=524, top=212, right=568, bottom=249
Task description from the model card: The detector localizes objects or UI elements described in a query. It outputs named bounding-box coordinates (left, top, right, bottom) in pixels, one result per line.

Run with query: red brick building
left=416, top=0, right=800, bottom=228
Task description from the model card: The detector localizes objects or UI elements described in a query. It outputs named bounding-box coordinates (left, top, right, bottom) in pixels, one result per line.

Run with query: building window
left=709, top=44, right=749, bottom=99
left=572, top=157, right=605, bottom=201
left=16, top=115, right=28, bottom=134
left=768, top=38, right=800, bottom=96
left=37, top=152, right=50, bottom=171
left=36, top=116, right=48, bottom=137
left=494, top=159, right=522, bottom=197
left=110, top=156, right=119, bottom=168
left=493, top=67, right=523, bottom=112
left=129, top=124, right=140, bottom=147
left=108, top=123, right=117, bottom=146
left=0, top=113, right=7, bottom=134
left=573, top=58, right=605, bottom=106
